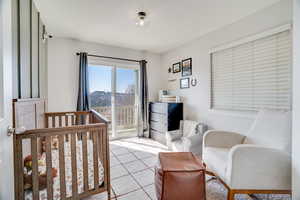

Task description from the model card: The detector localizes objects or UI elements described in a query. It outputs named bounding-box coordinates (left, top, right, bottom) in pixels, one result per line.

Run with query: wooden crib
left=13, top=99, right=111, bottom=200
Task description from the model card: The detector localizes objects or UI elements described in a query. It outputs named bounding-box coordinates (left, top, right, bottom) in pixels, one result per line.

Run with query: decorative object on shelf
left=180, top=78, right=190, bottom=89
left=160, top=95, right=181, bottom=103
left=168, top=67, right=172, bottom=73
left=159, top=90, right=168, bottom=101
left=172, top=62, right=181, bottom=73
left=191, top=77, right=197, bottom=86
left=181, top=58, right=192, bottom=77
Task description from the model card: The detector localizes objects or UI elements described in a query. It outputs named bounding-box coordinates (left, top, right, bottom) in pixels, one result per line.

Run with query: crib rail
left=14, top=111, right=110, bottom=200
left=44, top=110, right=110, bottom=127
left=45, top=111, right=91, bottom=128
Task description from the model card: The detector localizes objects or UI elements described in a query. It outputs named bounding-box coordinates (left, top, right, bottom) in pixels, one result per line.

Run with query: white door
left=0, top=0, right=15, bottom=199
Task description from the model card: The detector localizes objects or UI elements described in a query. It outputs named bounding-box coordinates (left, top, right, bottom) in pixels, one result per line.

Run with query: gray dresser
left=149, top=102, right=183, bottom=144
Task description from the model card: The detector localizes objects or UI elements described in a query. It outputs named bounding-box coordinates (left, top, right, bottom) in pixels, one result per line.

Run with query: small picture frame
left=180, top=78, right=190, bottom=89
left=172, top=62, right=181, bottom=73
left=181, top=58, right=192, bottom=77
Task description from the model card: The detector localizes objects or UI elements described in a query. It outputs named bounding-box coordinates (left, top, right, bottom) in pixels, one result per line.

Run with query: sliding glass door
left=89, top=65, right=113, bottom=133
left=89, top=63, right=139, bottom=139
left=115, top=68, right=139, bottom=138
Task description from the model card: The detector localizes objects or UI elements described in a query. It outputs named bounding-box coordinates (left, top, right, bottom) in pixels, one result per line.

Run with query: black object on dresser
left=149, top=102, right=183, bottom=144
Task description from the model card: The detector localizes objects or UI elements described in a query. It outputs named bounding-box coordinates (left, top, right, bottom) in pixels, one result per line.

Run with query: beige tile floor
left=80, top=137, right=292, bottom=200
left=84, top=137, right=169, bottom=200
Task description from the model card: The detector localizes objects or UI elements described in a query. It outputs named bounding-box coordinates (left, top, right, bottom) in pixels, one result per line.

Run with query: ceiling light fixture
left=136, top=11, right=147, bottom=27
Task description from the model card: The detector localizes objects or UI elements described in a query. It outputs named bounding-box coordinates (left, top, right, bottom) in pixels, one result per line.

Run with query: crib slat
left=70, top=133, right=78, bottom=197
left=92, top=130, right=99, bottom=189
left=107, top=127, right=111, bottom=198
left=13, top=136, right=19, bottom=200
left=65, top=115, right=69, bottom=126
left=71, top=115, right=76, bottom=141
left=98, top=127, right=104, bottom=165
left=103, top=126, right=110, bottom=190
left=79, top=114, right=86, bottom=125
left=82, top=132, right=89, bottom=192
left=65, top=116, right=69, bottom=141
left=58, top=134, right=66, bottom=199
left=45, top=136, right=53, bottom=200
left=71, top=115, right=75, bottom=125
left=59, top=116, right=62, bottom=127
left=52, top=116, right=55, bottom=128
left=31, top=137, right=39, bottom=200
left=76, top=114, right=83, bottom=139
left=88, top=113, right=91, bottom=124
left=75, top=114, right=79, bottom=125
left=16, top=137, right=24, bottom=200
left=45, top=115, right=49, bottom=128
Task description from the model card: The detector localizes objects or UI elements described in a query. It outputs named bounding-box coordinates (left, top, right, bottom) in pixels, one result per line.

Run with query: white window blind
left=211, top=29, right=292, bottom=111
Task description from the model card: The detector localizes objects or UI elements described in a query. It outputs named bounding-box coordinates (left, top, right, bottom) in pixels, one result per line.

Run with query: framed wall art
left=172, top=62, right=181, bottom=73
left=180, top=78, right=190, bottom=89
left=181, top=58, right=192, bottom=77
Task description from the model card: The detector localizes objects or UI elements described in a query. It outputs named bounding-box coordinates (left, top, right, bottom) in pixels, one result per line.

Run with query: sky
left=88, top=65, right=136, bottom=93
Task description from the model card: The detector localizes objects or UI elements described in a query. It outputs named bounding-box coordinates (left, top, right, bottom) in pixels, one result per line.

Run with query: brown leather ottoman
left=155, top=152, right=206, bottom=200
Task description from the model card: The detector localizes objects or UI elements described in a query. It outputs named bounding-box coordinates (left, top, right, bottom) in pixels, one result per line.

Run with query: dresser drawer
left=150, top=103, right=167, bottom=114
left=150, top=129, right=166, bottom=145
left=150, top=120, right=167, bottom=132
left=150, top=112, right=167, bottom=122
left=149, top=102, right=183, bottom=145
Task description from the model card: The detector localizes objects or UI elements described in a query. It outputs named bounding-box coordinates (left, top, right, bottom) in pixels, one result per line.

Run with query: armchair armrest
left=166, top=130, right=182, bottom=150
left=226, top=144, right=291, bottom=190
left=182, top=134, right=203, bottom=154
left=203, top=130, right=245, bottom=148
left=166, top=130, right=182, bottom=142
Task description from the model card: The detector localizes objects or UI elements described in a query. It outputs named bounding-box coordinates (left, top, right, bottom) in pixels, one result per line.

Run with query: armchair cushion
left=202, top=109, right=292, bottom=192
left=182, top=120, right=200, bottom=137
left=202, top=147, right=230, bottom=181
left=203, top=130, right=245, bottom=149
left=226, top=144, right=291, bottom=190
left=243, top=110, right=291, bottom=153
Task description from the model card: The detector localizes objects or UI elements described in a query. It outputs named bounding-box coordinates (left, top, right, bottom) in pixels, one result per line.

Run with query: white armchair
left=202, top=110, right=292, bottom=200
left=166, top=120, right=207, bottom=155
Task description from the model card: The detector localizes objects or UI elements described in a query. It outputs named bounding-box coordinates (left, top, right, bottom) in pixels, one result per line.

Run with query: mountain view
left=89, top=88, right=135, bottom=107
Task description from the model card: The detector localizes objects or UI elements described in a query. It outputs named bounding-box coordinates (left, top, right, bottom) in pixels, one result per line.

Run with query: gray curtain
left=77, top=52, right=90, bottom=111
left=139, top=60, right=149, bottom=137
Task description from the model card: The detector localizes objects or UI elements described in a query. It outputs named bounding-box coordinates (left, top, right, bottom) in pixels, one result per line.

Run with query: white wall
left=293, top=0, right=300, bottom=199
left=161, top=0, right=292, bottom=133
left=47, top=38, right=162, bottom=112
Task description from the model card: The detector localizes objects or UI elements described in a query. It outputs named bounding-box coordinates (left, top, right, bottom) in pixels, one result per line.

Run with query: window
left=211, top=28, right=292, bottom=111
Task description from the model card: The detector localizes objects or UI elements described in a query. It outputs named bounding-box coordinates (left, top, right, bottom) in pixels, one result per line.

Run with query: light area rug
left=206, top=176, right=291, bottom=200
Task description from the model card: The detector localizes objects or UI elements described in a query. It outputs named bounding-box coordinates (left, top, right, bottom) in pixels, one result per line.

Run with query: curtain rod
left=76, top=52, right=145, bottom=63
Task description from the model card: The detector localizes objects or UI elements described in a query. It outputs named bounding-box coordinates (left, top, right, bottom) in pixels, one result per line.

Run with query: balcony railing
left=92, top=105, right=137, bottom=130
